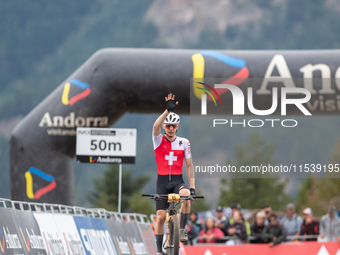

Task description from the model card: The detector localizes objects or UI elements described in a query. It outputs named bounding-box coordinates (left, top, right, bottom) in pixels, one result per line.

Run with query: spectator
left=319, top=206, right=340, bottom=241
left=224, top=211, right=248, bottom=244
left=231, top=203, right=241, bottom=214
left=281, top=203, right=303, bottom=240
left=215, top=206, right=227, bottom=231
left=198, top=218, right=224, bottom=243
left=298, top=208, right=319, bottom=241
left=228, top=203, right=251, bottom=236
left=250, top=211, right=266, bottom=243
left=262, top=213, right=286, bottom=247
left=261, top=204, right=272, bottom=226
left=185, top=210, right=202, bottom=245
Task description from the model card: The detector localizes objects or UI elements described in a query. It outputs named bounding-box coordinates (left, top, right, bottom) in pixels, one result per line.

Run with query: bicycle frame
left=142, top=193, right=204, bottom=255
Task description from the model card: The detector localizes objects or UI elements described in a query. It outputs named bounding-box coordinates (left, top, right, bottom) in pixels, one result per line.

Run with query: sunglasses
left=165, top=124, right=178, bottom=129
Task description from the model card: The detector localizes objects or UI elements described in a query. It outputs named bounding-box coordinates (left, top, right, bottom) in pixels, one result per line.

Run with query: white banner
left=76, top=128, right=137, bottom=164
left=53, top=214, right=86, bottom=255
left=34, top=213, right=86, bottom=255
left=34, top=213, right=68, bottom=255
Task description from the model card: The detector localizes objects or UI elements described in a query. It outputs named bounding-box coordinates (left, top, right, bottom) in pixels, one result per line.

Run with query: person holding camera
left=261, top=204, right=272, bottom=226
left=224, top=210, right=248, bottom=244
left=262, top=213, right=286, bottom=247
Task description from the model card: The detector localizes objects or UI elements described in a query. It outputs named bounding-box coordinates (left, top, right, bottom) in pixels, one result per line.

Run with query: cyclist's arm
left=153, top=93, right=178, bottom=136
left=184, top=139, right=195, bottom=189
left=152, top=109, right=169, bottom=136
left=186, top=157, right=195, bottom=189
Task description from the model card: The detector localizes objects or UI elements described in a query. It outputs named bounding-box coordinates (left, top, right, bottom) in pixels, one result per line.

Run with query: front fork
left=164, top=211, right=171, bottom=249
left=164, top=210, right=180, bottom=250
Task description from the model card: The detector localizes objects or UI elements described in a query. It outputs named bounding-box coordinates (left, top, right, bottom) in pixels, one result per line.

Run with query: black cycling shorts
left=156, top=174, right=189, bottom=211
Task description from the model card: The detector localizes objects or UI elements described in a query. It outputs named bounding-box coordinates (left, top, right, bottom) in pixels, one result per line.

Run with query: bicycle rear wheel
left=168, top=214, right=180, bottom=255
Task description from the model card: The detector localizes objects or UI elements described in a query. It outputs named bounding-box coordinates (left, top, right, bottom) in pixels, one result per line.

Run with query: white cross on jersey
left=165, top=151, right=177, bottom=165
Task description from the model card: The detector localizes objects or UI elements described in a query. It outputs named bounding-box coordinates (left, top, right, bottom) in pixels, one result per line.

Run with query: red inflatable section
left=184, top=241, right=340, bottom=255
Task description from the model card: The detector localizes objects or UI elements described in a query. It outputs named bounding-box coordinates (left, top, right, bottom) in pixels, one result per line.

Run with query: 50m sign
left=76, top=127, right=136, bottom=164
left=90, top=140, right=122, bottom=151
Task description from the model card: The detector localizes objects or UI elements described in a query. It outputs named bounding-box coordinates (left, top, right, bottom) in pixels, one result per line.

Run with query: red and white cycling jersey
left=153, top=134, right=191, bottom=175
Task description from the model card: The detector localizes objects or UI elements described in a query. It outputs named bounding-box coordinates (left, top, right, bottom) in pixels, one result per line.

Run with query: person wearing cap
left=262, top=213, right=286, bottom=247
left=215, top=206, right=227, bottom=231
left=250, top=211, right=266, bottom=243
left=231, top=203, right=241, bottom=214
left=319, top=205, right=340, bottom=241
left=298, top=207, right=319, bottom=241
left=280, top=203, right=303, bottom=240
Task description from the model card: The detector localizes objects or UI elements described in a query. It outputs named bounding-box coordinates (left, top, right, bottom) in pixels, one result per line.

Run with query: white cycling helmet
left=163, top=112, right=180, bottom=125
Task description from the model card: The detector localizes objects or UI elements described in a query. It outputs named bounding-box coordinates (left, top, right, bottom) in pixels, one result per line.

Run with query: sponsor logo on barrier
left=3, top=227, right=21, bottom=249
left=63, top=233, right=85, bottom=255
left=0, top=230, right=5, bottom=252
left=43, top=232, right=66, bottom=255
left=112, top=235, right=130, bottom=255
left=25, top=167, right=56, bottom=200
left=19, top=225, right=45, bottom=251
left=35, top=214, right=86, bottom=255
left=127, top=236, right=147, bottom=255
left=19, top=225, right=31, bottom=251
left=80, top=228, right=118, bottom=255
left=62, top=79, right=91, bottom=106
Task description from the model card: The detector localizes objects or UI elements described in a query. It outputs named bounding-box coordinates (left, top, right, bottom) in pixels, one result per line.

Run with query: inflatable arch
left=10, top=48, right=340, bottom=204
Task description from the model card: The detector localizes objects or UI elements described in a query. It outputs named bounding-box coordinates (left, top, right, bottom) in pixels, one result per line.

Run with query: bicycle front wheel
left=168, top=214, right=180, bottom=255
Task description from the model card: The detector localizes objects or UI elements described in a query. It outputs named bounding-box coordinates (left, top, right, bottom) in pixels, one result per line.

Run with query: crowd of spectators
left=184, top=203, right=340, bottom=247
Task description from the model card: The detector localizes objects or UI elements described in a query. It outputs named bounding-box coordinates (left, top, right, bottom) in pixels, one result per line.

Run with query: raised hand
left=165, top=93, right=179, bottom=112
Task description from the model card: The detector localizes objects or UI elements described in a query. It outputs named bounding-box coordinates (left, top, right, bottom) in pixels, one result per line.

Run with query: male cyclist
left=153, top=93, right=196, bottom=255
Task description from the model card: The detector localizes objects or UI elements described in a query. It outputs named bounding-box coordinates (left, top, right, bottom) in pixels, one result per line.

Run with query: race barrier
left=183, top=242, right=340, bottom=255
left=0, top=198, right=156, bottom=255
left=1, top=198, right=339, bottom=255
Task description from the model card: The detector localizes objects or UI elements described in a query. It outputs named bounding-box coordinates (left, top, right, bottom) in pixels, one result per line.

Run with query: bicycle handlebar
left=142, top=194, right=204, bottom=200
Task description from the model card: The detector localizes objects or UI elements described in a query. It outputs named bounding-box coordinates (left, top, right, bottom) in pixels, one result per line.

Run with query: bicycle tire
left=168, top=214, right=180, bottom=255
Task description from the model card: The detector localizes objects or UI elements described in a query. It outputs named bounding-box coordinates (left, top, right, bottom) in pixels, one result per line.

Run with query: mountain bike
left=142, top=193, right=204, bottom=255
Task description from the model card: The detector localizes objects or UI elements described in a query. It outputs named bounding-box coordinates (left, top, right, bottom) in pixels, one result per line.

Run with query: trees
left=89, top=164, right=155, bottom=215
left=296, top=138, right=340, bottom=216
left=219, top=133, right=290, bottom=210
